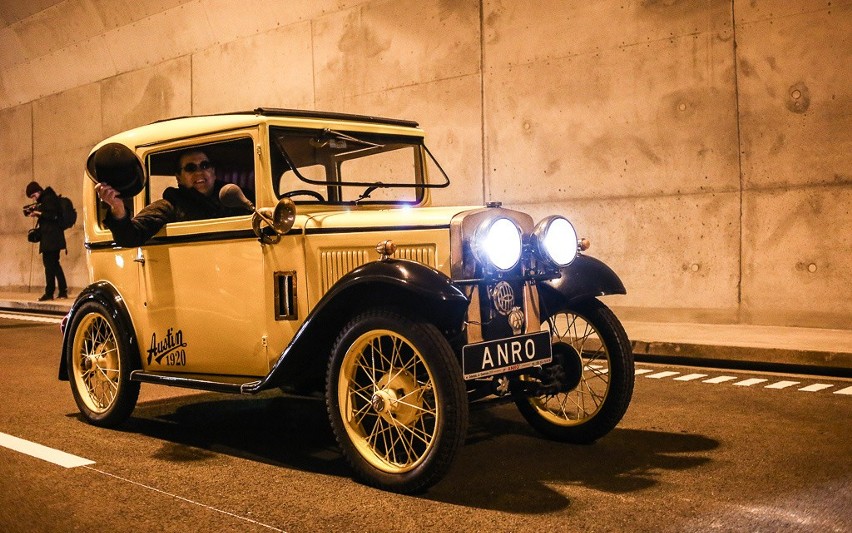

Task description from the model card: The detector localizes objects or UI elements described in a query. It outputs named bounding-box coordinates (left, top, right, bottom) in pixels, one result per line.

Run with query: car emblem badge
left=491, top=281, right=515, bottom=316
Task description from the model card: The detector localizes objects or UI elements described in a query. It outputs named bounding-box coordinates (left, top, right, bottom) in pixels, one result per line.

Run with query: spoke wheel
left=327, top=308, right=467, bottom=493
left=67, top=301, right=139, bottom=427
left=515, top=298, right=633, bottom=443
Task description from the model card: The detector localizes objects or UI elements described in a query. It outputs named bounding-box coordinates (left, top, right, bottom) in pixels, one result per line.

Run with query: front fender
left=538, top=254, right=626, bottom=320
left=58, top=281, right=138, bottom=380
left=250, top=259, right=469, bottom=392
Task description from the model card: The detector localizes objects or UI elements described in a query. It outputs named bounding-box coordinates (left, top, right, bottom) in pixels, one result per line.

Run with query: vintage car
left=59, top=108, right=634, bottom=493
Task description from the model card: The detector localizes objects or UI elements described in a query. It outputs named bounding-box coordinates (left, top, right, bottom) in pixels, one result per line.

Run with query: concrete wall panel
left=0, top=1, right=63, bottom=26
left=90, top=0, right=189, bottom=31
left=515, top=192, right=741, bottom=317
left=192, top=23, right=314, bottom=114
left=317, top=73, right=484, bottom=207
left=103, top=1, right=216, bottom=74
left=101, top=56, right=192, bottom=137
left=736, top=5, right=851, bottom=189
left=313, top=0, right=480, bottom=101
left=0, top=104, right=34, bottom=247
left=742, top=186, right=851, bottom=327
left=735, top=0, right=852, bottom=24
left=485, top=32, right=738, bottom=204
left=13, top=0, right=105, bottom=59
left=484, top=0, right=732, bottom=68
left=0, top=26, right=26, bottom=68
left=1, top=35, right=115, bottom=107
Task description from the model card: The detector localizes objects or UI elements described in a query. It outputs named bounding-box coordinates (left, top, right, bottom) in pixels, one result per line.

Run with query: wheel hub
left=553, top=342, right=584, bottom=392
left=371, top=370, right=421, bottom=425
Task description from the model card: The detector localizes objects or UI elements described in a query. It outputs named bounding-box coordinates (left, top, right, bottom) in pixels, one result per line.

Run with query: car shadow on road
left=427, top=404, right=720, bottom=513
left=107, top=392, right=718, bottom=513
left=120, top=391, right=348, bottom=477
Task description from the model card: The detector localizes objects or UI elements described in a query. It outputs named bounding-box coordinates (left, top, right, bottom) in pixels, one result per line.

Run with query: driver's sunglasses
left=181, top=160, right=213, bottom=173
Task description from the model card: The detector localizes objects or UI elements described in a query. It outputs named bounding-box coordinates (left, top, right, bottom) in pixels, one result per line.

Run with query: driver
left=96, top=149, right=252, bottom=247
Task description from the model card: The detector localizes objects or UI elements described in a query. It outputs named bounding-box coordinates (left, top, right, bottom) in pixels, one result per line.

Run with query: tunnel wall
left=0, top=0, right=849, bottom=328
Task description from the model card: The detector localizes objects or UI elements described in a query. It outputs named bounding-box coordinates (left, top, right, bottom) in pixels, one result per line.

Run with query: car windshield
left=270, top=127, right=449, bottom=204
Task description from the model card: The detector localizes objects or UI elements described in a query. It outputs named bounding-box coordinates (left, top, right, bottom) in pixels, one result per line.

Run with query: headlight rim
left=472, top=216, right=524, bottom=272
left=533, top=215, right=579, bottom=267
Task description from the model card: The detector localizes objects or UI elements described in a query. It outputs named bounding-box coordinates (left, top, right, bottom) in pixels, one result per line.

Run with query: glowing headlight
left=473, top=217, right=523, bottom=271
left=533, top=216, right=578, bottom=266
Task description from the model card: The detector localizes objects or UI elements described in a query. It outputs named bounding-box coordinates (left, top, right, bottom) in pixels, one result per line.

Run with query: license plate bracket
left=462, top=330, right=552, bottom=380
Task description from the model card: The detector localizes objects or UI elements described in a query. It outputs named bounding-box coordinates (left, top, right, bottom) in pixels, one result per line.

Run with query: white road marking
left=0, top=432, right=94, bottom=468
left=635, top=369, right=654, bottom=375
left=674, top=373, right=708, bottom=381
left=799, top=384, right=833, bottom=392
left=834, top=386, right=852, bottom=395
left=765, top=381, right=800, bottom=389
left=0, top=312, right=62, bottom=324
left=734, top=378, right=768, bottom=387
left=88, top=467, right=286, bottom=531
left=645, top=371, right=680, bottom=379
left=703, top=376, right=738, bottom=384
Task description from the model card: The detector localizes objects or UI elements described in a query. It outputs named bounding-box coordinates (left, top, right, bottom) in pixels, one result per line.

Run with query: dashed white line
left=765, top=381, right=800, bottom=390
left=646, top=371, right=680, bottom=379
left=734, top=378, right=768, bottom=387
left=799, top=384, right=833, bottom=392
left=834, top=386, right=852, bottom=395
left=674, top=373, right=708, bottom=381
left=0, top=432, right=94, bottom=468
left=635, top=369, right=654, bottom=375
left=703, top=376, right=738, bottom=384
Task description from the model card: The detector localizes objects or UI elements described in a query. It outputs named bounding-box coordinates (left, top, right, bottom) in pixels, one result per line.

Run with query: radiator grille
left=320, top=245, right=437, bottom=293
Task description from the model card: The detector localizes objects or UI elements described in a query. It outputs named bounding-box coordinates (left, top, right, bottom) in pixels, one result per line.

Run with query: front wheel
left=66, top=300, right=140, bottom=427
left=514, top=298, right=634, bottom=443
left=326, top=308, right=468, bottom=493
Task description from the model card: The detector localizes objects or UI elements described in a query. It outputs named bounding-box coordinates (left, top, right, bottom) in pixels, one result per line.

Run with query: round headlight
left=533, top=216, right=578, bottom=266
left=473, top=217, right=523, bottom=271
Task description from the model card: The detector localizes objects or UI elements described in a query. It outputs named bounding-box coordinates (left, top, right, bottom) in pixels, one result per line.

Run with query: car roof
left=89, top=108, right=423, bottom=155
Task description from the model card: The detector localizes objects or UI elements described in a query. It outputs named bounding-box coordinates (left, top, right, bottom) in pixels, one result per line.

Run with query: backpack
left=58, top=195, right=77, bottom=230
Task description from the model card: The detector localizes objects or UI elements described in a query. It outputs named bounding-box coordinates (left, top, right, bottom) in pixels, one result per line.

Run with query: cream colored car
left=59, top=108, right=634, bottom=493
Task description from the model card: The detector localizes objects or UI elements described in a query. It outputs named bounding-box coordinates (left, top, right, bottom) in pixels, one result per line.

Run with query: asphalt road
left=1, top=315, right=850, bottom=532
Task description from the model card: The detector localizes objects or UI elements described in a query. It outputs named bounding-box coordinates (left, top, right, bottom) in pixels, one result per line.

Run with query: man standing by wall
left=25, top=181, right=68, bottom=301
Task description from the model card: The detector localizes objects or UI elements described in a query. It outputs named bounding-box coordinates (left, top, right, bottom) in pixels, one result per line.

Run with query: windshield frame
left=269, top=126, right=450, bottom=205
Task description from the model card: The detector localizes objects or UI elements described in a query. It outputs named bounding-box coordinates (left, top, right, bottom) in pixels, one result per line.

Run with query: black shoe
left=38, top=294, right=54, bottom=301
left=58, top=292, right=68, bottom=299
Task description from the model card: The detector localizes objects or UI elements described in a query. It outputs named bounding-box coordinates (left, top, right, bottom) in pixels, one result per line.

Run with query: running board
left=130, top=370, right=263, bottom=394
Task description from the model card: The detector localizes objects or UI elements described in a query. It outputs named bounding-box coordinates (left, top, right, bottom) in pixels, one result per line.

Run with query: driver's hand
left=95, top=183, right=127, bottom=219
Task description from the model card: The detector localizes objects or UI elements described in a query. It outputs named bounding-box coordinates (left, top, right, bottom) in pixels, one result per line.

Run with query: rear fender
left=537, top=255, right=626, bottom=321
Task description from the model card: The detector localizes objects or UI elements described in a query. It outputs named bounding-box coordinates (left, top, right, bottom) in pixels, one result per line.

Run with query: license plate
left=462, top=331, right=552, bottom=380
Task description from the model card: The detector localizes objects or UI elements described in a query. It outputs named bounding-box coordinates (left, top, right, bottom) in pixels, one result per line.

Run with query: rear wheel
left=66, top=301, right=139, bottom=427
left=326, top=308, right=468, bottom=493
left=514, top=298, right=633, bottom=443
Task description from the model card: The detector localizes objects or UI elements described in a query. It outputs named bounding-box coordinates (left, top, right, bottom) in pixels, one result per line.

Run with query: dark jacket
left=104, top=180, right=251, bottom=247
left=36, top=187, right=67, bottom=253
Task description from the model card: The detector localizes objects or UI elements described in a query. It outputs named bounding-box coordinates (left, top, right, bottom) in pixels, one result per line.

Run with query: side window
left=146, top=138, right=256, bottom=213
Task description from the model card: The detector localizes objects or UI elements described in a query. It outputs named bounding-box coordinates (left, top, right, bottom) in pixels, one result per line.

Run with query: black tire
left=514, top=298, right=634, bottom=443
left=66, top=300, right=140, bottom=427
left=326, top=308, right=468, bottom=493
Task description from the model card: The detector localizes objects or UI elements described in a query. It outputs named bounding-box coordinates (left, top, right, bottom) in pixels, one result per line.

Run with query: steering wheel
left=282, top=189, right=325, bottom=201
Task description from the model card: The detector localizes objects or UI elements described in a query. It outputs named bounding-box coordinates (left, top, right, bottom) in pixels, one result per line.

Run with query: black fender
left=248, top=259, right=469, bottom=392
left=538, top=254, right=626, bottom=321
left=58, top=281, right=140, bottom=381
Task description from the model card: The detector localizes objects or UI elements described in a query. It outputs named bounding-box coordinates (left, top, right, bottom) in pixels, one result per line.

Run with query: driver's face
left=176, top=151, right=215, bottom=196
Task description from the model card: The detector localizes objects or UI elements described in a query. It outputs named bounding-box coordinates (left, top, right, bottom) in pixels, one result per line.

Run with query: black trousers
left=42, top=250, right=67, bottom=296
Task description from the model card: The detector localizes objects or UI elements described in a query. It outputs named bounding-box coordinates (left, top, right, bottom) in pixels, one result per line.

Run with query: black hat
left=25, top=181, right=43, bottom=197
left=86, top=143, right=145, bottom=198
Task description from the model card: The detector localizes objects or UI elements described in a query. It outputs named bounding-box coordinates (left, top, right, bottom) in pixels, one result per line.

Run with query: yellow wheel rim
left=337, top=329, right=440, bottom=474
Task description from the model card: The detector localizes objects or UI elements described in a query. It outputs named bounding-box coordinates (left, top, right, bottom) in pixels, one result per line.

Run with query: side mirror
left=86, top=143, right=146, bottom=198
left=219, top=184, right=296, bottom=243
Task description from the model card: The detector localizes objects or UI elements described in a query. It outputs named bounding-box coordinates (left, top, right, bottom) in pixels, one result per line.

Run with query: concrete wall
left=0, top=0, right=848, bottom=329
